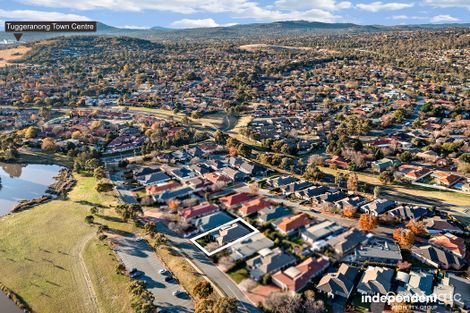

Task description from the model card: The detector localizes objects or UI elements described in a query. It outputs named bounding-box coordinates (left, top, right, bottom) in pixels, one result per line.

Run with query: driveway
left=114, top=237, right=193, bottom=313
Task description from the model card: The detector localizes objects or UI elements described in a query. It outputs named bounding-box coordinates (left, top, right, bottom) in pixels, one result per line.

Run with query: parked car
left=172, top=290, right=184, bottom=296
left=129, top=268, right=144, bottom=279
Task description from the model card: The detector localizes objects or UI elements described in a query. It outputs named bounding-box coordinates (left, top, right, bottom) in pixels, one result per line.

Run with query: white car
left=172, top=290, right=182, bottom=296
left=159, top=269, right=167, bottom=275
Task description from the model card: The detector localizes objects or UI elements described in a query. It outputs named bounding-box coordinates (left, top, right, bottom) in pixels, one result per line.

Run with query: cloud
left=18, top=0, right=341, bottom=22
left=423, top=0, right=470, bottom=10
left=0, top=9, right=90, bottom=21
left=274, top=0, right=351, bottom=11
left=171, top=18, right=221, bottom=28
left=120, top=25, right=151, bottom=29
left=390, top=14, right=425, bottom=19
left=431, top=14, right=459, bottom=22
left=356, top=1, right=414, bottom=12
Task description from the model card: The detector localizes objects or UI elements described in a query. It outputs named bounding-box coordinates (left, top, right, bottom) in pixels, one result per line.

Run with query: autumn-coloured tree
left=41, top=137, right=57, bottom=151
left=167, top=199, right=179, bottom=211
left=393, top=228, right=415, bottom=249
left=342, top=205, right=357, bottom=218
left=249, top=182, right=259, bottom=194
left=228, top=146, right=238, bottom=157
left=347, top=173, right=359, bottom=193
left=358, top=214, right=377, bottom=232
left=406, top=220, right=427, bottom=236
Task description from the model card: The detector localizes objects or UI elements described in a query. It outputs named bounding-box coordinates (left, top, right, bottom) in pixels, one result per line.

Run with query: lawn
left=227, top=262, right=249, bottom=283
left=0, top=175, right=134, bottom=313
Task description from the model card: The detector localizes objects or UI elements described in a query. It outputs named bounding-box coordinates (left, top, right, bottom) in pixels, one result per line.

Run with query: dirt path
left=70, top=232, right=101, bottom=313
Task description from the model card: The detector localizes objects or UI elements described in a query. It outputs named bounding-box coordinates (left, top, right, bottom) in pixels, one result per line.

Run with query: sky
left=0, top=0, right=469, bottom=29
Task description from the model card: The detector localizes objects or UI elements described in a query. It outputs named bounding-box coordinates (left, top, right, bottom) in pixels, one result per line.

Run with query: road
left=155, top=223, right=262, bottom=313
left=109, top=172, right=262, bottom=313
left=233, top=184, right=394, bottom=236
left=114, top=236, right=193, bottom=313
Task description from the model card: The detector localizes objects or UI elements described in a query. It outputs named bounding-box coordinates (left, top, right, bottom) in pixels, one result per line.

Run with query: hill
left=0, top=20, right=469, bottom=43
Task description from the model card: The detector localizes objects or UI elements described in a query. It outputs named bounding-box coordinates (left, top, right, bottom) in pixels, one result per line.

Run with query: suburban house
left=434, top=274, right=470, bottom=309
left=431, top=171, right=463, bottom=187
left=268, top=176, right=297, bottom=188
left=229, top=233, right=274, bottom=261
left=203, top=172, right=231, bottom=185
left=222, top=167, right=246, bottom=182
left=371, top=158, right=398, bottom=172
left=357, top=266, right=394, bottom=295
left=387, top=205, right=430, bottom=221
left=272, top=256, right=330, bottom=292
left=276, top=213, right=311, bottom=235
left=360, top=198, right=395, bottom=216
left=239, top=162, right=265, bottom=176
left=429, top=233, right=466, bottom=258
left=354, top=237, right=402, bottom=265
left=317, top=264, right=360, bottom=299
left=301, top=220, right=345, bottom=245
left=257, top=206, right=292, bottom=223
left=424, top=217, right=465, bottom=235
left=326, top=156, right=349, bottom=169
left=327, top=228, right=368, bottom=256
left=216, top=223, right=252, bottom=246
left=219, top=192, right=253, bottom=209
left=411, top=245, right=465, bottom=270
left=138, top=171, right=171, bottom=186
left=335, top=196, right=367, bottom=210
left=153, top=186, right=193, bottom=202
left=397, top=164, right=431, bottom=181
left=194, top=211, right=234, bottom=232
left=396, top=271, right=433, bottom=297
left=181, top=202, right=220, bottom=222
left=247, top=247, right=297, bottom=281
left=239, top=197, right=273, bottom=217
left=280, top=181, right=313, bottom=196
left=146, top=180, right=181, bottom=195
left=295, top=186, right=329, bottom=201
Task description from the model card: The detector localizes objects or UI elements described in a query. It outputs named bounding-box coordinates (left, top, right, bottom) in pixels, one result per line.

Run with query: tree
left=85, top=215, right=94, bottom=224
left=406, top=220, right=426, bottom=236
left=195, top=299, right=214, bottom=313
left=303, top=164, right=323, bottom=181
left=213, top=297, right=237, bottom=313
left=24, top=126, right=39, bottom=138
left=167, top=199, right=179, bottom=211
left=96, top=179, right=114, bottom=193
left=398, top=151, right=413, bottom=162
left=41, top=137, right=57, bottom=151
left=393, top=228, right=415, bottom=249
left=379, top=170, right=394, bottom=185
left=373, top=186, right=381, bottom=199
left=358, top=214, right=377, bottom=232
left=115, top=204, right=143, bottom=222
left=193, top=281, right=213, bottom=299
left=144, top=221, right=156, bottom=237
left=342, top=205, right=357, bottom=218
left=237, top=144, right=250, bottom=157
left=347, top=173, right=359, bottom=193
left=93, top=166, right=107, bottom=180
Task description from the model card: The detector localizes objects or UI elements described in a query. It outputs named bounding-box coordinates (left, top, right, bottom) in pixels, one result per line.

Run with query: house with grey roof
left=357, top=266, right=394, bottom=295
left=360, top=198, right=395, bottom=216
left=138, top=171, right=171, bottom=186
left=267, top=175, right=297, bottom=188
left=216, top=223, right=252, bottom=246
left=434, top=274, right=470, bottom=309
left=154, top=186, right=194, bottom=202
left=295, top=185, right=329, bottom=200
left=257, top=206, right=292, bottom=223
left=301, top=220, right=345, bottom=245
left=195, top=211, right=234, bottom=232
left=411, top=245, right=465, bottom=270
left=221, top=167, right=246, bottom=182
left=317, top=264, right=360, bottom=299
left=229, top=233, right=274, bottom=261
left=247, top=248, right=297, bottom=281
left=354, top=236, right=402, bottom=265
left=396, top=271, right=433, bottom=297
left=280, top=181, right=312, bottom=196
left=327, top=228, right=368, bottom=256
left=387, top=205, right=430, bottom=221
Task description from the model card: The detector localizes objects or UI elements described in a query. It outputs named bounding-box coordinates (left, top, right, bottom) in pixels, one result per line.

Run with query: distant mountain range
left=1, top=20, right=469, bottom=43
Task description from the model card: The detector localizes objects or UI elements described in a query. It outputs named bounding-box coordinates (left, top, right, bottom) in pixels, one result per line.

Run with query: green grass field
left=319, top=166, right=470, bottom=208
left=0, top=175, right=134, bottom=313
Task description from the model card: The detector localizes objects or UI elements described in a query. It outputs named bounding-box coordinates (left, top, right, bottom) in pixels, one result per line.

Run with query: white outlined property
left=190, top=217, right=259, bottom=256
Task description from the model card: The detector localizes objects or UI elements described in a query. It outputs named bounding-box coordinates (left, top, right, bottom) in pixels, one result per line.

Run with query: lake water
left=0, top=292, right=22, bottom=313
left=0, top=163, right=63, bottom=216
